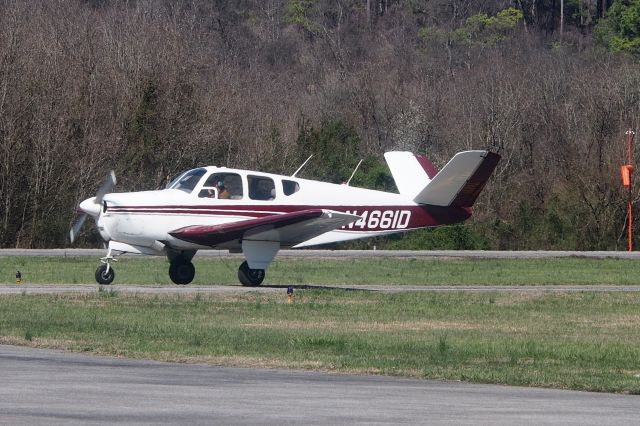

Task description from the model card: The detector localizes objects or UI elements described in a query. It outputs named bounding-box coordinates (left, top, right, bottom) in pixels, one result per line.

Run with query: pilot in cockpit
left=217, top=182, right=230, bottom=199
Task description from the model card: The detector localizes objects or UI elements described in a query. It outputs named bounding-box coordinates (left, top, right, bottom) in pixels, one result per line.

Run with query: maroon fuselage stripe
left=170, top=209, right=326, bottom=246
left=107, top=204, right=471, bottom=231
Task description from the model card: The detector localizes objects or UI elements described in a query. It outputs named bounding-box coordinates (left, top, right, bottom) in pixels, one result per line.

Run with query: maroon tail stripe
left=415, top=154, right=438, bottom=179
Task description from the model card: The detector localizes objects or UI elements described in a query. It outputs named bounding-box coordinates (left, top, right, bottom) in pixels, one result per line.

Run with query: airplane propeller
left=69, top=171, right=116, bottom=243
left=69, top=211, right=88, bottom=244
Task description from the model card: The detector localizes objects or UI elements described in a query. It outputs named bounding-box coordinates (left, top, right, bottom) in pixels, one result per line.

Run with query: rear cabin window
left=248, top=175, right=276, bottom=201
left=198, top=173, right=243, bottom=199
left=282, top=179, right=300, bottom=196
left=168, top=168, right=206, bottom=193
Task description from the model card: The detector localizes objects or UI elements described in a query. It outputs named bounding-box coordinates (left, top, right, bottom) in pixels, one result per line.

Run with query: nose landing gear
left=95, top=264, right=115, bottom=285
left=95, top=249, right=117, bottom=285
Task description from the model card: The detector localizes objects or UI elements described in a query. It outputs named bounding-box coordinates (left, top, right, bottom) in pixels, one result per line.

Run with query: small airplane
left=69, top=150, right=500, bottom=286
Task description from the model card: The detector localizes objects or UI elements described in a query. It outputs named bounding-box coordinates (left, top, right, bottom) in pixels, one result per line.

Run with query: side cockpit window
left=248, top=175, right=276, bottom=201
left=198, top=173, right=243, bottom=199
left=167, top=168, right=206, bottom=193
left=282, top=179, right=300, bottom=196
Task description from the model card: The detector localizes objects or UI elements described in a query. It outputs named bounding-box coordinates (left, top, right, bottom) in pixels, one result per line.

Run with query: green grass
left=1, top=256, right=640, bottom=285
left=2, top=255, right=638, bottom=392
left=0, top=290, right=639, bottom=393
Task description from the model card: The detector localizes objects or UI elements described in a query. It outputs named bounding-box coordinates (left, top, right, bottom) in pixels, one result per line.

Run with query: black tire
left=169, top=259, right=195, bottom=285
left=238, top=261, right=265, bottom=286
left=95, top=264, right=115, bottom=285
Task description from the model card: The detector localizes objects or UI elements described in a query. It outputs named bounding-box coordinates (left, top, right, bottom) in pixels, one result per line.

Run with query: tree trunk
left=560, top=0, right=564, bottom=40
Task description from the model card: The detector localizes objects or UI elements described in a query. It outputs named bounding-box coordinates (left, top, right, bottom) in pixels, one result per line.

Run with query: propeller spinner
left=69, top=171, right=116, bottom=243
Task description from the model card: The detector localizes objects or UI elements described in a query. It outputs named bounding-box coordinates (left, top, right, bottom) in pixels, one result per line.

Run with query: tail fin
left=385, top=150, right=500, bottom=207
left=383, top=152, right=439, bottom=199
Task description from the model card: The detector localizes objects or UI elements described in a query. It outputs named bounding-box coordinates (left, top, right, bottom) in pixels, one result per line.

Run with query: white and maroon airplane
left=70, top=150, right=500, bottom=286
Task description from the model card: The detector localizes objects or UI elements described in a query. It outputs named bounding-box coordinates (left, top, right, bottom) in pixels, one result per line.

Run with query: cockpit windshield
left=166, top=168, right=206, bottom=193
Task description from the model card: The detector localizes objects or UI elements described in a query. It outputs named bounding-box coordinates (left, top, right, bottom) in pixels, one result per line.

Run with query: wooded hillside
left=1, top=0, right=639, bottom=250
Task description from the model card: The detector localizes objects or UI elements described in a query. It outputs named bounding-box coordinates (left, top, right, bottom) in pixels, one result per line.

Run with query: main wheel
left=169, top=259, right=195, bottom=285
left=238, top=261, right=265, bottom=286
left=95, top=264, right=115, bottom=285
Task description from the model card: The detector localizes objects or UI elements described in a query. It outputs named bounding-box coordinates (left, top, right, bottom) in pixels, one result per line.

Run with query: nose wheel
left=238, top=261, right=265, bottom=286
left=95, top=249, right=117, bottom=285
left=95, top=264, right=115, bottom=285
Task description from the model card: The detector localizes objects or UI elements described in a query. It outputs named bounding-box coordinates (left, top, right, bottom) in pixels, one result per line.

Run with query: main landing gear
left=167, top=258, right=261, bottom=286
left=91, top=247, right=265, bottom=286
left=169, top=257, right=195, bottom=285
left=238, top=261, right=265, bottom=286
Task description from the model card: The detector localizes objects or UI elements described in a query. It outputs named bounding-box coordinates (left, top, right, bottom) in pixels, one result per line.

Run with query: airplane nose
left=79, top=197, right=101, bottom=217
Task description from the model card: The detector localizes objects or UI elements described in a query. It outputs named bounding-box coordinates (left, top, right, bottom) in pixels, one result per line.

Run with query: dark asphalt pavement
left=2, top=284, right=640, bottom=295
left=0, top=345, right=638, bottom=425
left=3, top=248, right=640, bottom=258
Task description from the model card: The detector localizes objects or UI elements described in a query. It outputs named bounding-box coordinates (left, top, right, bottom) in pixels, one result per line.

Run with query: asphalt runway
left=3, top=248, right=640, bottom=259
left=2, top=283, right=640, bottom=295
left=1, top=345, right=638, bottom=426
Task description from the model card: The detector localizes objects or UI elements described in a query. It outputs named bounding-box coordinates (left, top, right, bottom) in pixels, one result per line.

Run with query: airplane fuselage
left=95, top=166, right=471, bottom=253
left=73, top=150, right=499, bottom=286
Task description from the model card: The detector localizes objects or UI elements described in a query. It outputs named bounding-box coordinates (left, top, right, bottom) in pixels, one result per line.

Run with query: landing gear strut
left=238, top=261, right=265, bottom=286
left=169, top=257, right=195, bottom=285
left=95, top=249, right=116, bottom=285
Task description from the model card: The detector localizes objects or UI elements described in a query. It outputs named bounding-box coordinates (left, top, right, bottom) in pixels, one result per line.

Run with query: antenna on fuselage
left=345, top=159, right=363, bottom=186
left=291, top=155, right=313, bottom=178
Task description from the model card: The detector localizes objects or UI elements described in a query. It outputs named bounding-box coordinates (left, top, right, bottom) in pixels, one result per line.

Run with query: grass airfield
left=1, top=256, right=640, bottom=394
left=3, top=255, right=640, bottom=285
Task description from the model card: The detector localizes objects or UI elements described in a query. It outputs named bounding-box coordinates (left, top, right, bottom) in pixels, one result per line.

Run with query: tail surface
left=384, top=150, right=500, bottom=207
left=383, top=152, right=439, bottom=199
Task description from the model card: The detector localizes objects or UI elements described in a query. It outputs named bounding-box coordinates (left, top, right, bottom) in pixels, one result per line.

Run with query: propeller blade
left=69, top=213, right=88, bottom=243
left=95, top=170, right=116, bottom=204
left=69, top=171, right=116, bottom=245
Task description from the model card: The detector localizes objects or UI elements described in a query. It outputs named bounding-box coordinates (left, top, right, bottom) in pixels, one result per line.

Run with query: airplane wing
left=168, top=209, right=360, bottom=248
